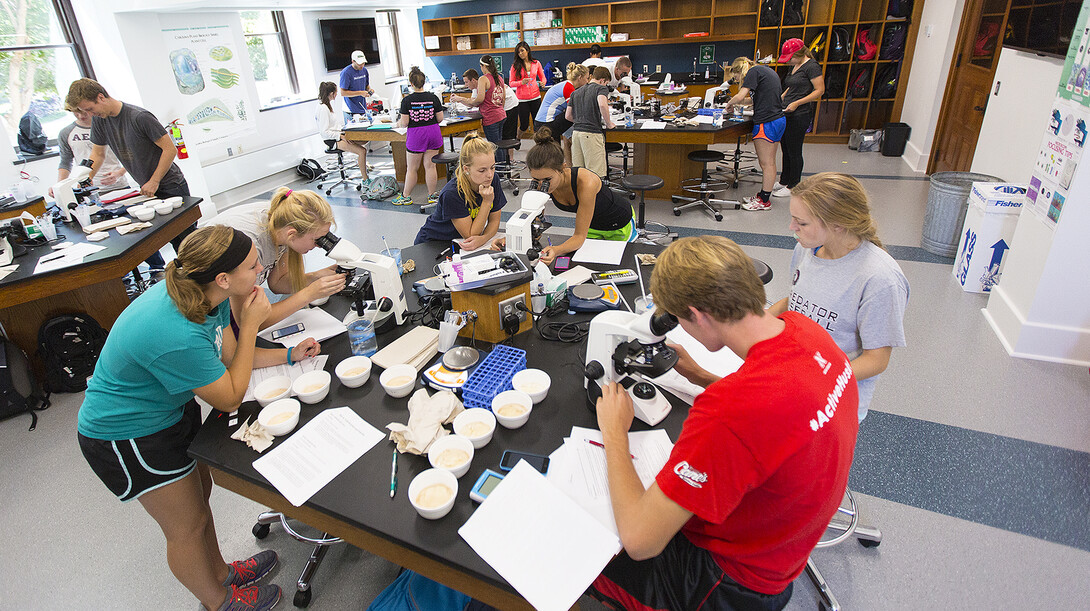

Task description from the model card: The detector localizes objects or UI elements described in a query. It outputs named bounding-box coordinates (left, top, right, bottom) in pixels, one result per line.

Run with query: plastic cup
left=382, top=248, right=403, bottom=276
left=437, top=320, right=460, bottom=353
left=347, top=318, right=378, bottom=357
left=37, top=216, right=57, bottom=241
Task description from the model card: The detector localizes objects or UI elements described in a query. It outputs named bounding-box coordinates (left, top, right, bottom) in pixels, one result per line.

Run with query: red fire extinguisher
left=168, top=120, right=189, bottom=159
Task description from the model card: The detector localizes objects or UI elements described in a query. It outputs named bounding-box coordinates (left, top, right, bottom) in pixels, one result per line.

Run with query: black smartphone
left=554, top=256, right=571, bottom=270
left=270, top=323, right=304, bottom=340
left=499, top=450, right=550, bottom=474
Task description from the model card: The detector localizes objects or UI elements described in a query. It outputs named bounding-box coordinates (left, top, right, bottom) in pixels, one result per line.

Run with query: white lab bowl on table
left=335, top=355, right=372, bottom=388
left=292, top=370, right=331, bottom=404
left=453, top=408, right=497, bottom=449
left=254, top=375, right=292, bottom=407
left=379, top=364, right=417, bottom=398
left=164, top=196, right=184, bottom=209
left=511, top=368, right=551, bottom=404
left=408, top=468, right=458, bottom=519
left=427, top=434, right=475, bottom=478
left=258, top=398, right=301, bottom=436
left=491, top=390, right=533, bottom=429
left=130, top=206, right=155, bottom=222
left=154, top=201, right=173, bottom=215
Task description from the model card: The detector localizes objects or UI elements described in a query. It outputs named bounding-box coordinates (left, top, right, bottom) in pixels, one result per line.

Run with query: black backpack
left=887, top=0, right=912, bottom=19
left=873, top=63, right=900, bottom=99
left=760, top=0, right=781, bottom=27
left=783, top=0, right=804, bottom=26
left=296, top=158, right=325, bottom=181
left=17, top=112, right=47, bottom=155
left=828, top=26, right=852, bottom=61
left=1, top=337, right=50, bottom=431
left=848, top=66, right=872, bottom=100
left=881, top=23, right=907, bottom=60
left=37, top=314, right=107, bottom=394
left=824, top=65, right=847, bottom=99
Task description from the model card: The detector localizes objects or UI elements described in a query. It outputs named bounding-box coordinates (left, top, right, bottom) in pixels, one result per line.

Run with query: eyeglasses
left=529, top=178, right=552, bottom=192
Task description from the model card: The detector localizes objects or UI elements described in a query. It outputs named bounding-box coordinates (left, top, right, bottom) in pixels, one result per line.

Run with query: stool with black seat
left=419, top=151, right=461, bottom=214
left=494, top=139, right=528, bottom=195
left=671, top=149, right=738, bottom=222
left=316, top=139, right=362, bottom=196
left=620, top=174, right=676, bottom=244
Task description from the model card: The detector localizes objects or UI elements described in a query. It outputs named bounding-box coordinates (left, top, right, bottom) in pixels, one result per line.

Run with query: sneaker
left=214, top=584, right=281, bottom=611
left=772, top=186, right=792, bottom=198
left=772, top=181, right=785, bottom=190
left=359, top=178, right=373, bottom=191
left=741, top=196, right=772, bottom=211
left=223, top=550, right=279, bottom=588
left=427, top=192, right=440, bottom=205
left=392, top=194, right=414, bottom=206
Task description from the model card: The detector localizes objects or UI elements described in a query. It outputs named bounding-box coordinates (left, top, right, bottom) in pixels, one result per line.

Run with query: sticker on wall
left=170, top=48, right=205, bottom=95
left=187, top=98, right=234, bottom=126
left=210, top=68, right=240, bottom=89
left=209, top=45, right=233, bottom=61
left=1047, top=191, right=1065, bottom=223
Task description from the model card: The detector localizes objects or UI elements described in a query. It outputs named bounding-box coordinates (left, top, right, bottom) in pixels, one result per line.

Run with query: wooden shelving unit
left=421, top=0, right=925, bottom=142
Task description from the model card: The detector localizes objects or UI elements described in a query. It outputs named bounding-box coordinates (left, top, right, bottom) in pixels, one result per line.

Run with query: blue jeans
left=482, top=119, right=506, bottom=163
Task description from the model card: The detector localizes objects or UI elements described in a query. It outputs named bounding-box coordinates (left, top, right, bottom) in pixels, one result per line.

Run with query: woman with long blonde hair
left=536, top=62, right=590, bottom=164
left=726, top=56, right=785, bottom=210
left=414, top=132, right=506, bottom=249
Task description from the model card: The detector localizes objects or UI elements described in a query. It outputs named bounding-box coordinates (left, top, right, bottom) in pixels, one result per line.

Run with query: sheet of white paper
left=666, top=326, right=743, bottom=379
left=552, top=265, right=593, bottom=287
left=243, top=355, right=329, bottom=403
left=33, top=242, right=105, bottom=274
left=547, top=443, right=619, bottom=534
left=459, top=461, right=621, bottom=611
left=455, top=238, right=492, bottom=255
left=568, top=426, right=673, bottom=491
left=693, top=115, right=715, bottom=124
left=424, top=35, right=440, bottom=49
left=252, top=407, right=384, bottom=506
left=572, top=239, right=627, bottom=265
left=640, top=120, right=667, bottom=130
left=258, top=308, right=347, bottom=347
left=651, top=369, right=705, bottom=405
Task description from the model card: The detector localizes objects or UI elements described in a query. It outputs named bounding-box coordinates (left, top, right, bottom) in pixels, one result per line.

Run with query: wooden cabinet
left=421, top=0, right=925, bottom=141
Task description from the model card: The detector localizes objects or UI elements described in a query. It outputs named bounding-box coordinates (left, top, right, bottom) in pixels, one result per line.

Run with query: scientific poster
left=162, top=24, right=255, bottom=146
left=1025, top=98, right=1088, bottom=227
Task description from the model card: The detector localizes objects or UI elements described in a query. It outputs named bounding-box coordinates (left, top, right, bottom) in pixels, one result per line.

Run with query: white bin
left=952, top=183, right=1026, bottom=293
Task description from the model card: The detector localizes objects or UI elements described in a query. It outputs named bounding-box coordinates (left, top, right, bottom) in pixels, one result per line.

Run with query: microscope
left=315, top=231, right=408, bottom=329
left=703, top=82, right=733, bottom=108
left=584, top=309, right=679, bottom=426
left=504, top=190, right=550, bottom=256
left=51, top=159, right=99, bottom=222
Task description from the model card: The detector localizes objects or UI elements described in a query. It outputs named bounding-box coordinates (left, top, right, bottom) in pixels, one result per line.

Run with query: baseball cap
left=351, top=50, right=366, bottom=64
left=778, top=38, right=805, bottom=63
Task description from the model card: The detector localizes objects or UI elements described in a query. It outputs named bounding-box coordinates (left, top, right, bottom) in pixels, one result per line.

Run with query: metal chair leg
left=805, top=556, right=842, bottom=611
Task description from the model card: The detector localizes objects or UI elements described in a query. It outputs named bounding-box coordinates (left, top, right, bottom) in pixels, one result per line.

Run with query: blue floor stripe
left=852, top=411, right=1090, bottom=552
left=801, top=171, right=931, bottom=181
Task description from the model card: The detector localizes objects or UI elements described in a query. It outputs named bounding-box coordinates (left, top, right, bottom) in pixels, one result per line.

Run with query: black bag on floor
left=829, top=26, right=852, bottom=61
left=760, top=0, right=781, bottom=27
left=297, top=158, right=325, bottom=181
left=37, top=314, right=107, bottom=394
left=1, top=337, right=50, bottom=431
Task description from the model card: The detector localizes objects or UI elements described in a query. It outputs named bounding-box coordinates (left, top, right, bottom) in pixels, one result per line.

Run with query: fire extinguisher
left=167, top=120, right=188, bottom=159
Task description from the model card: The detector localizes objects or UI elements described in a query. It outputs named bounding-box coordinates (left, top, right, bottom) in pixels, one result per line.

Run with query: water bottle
left=625, top=107, right=634, bottom=128
left=450, top=72, right=457, bottom=88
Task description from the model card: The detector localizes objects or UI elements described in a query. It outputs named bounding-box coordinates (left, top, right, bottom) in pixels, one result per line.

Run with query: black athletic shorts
left=78, top=401, right=201, bottom=502
left=589, top=533, right=793, bottom=611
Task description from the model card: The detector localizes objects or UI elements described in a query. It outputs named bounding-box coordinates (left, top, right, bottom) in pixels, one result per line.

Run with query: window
left=0, top=0, right=94, bottom=144
left=241, top=11, right=300, bottom=109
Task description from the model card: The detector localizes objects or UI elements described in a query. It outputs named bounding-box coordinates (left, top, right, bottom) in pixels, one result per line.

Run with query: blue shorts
left=752, top=116, right=787, bottom=143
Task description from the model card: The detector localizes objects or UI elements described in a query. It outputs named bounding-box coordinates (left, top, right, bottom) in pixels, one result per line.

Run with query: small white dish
left=253, top=375, right=292, bottom=407
left=428, top=434, right=475, bottom=478
left=453, top=409, right=496, bottom=449
left=164, top=196, right=184, bottom=209
left=380, top=364, right=417, bottom=398
left=491, top=390, right=533, bottom=429
left=408, top=468, right=458, bottom=520
left=292, top=370, right=331, bottom=404
left=154, top=201, right=173, bottom=215
left=257, top=398, right=301, bottom=436
left=131, top=207, right=155, bottom=222
left=335, top=355, right=372, bottom=388
left=511, top=369, right=551, bottom=404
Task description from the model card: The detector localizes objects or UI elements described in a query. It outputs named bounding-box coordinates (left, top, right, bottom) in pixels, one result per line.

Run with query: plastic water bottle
left=450, top=72, right=457, bottom=88
left=625, top=108, right=634, bottom=128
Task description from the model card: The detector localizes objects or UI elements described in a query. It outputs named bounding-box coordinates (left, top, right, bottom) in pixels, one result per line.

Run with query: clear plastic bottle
left=625, top=107, right=634, bottom=128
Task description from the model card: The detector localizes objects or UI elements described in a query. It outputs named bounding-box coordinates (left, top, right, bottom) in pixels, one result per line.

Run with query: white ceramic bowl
left=164, top=196, right=184, bottom=209
left=258, top=398, right=301, bottom=436
left=511, top=369, right=551, bottom=404
left=335, top=355, right=372, bottom=388
left=428, top=434, right=475, bottom=478
left=253, top=375, right=292, bottom=407
left=141, top=199, right=162, bottom=210
left=491, top=390, right=533, bottom=429
left=380, top=364, right=417, bottom=398
left=453, top=409, right=497, bottom=449
left=408, top=468, right=458, bottom=520
left=154, top=201, right=173, bottom=215
left=131, top=206, right=155, bottom=222
left=292, top=370, right=331, bottom=404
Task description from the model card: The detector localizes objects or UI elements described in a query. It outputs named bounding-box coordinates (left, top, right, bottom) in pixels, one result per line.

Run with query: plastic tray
left=461, top=345, right=527, bottom=410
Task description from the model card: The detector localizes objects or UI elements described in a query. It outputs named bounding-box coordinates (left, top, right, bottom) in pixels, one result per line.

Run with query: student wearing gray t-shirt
left=769, top=172, right=909, bottom=422
left=566, top=66, right=615, bottom=178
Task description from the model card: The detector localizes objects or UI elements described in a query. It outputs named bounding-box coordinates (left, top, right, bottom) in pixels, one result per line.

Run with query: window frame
left=241, top=9, right=300, bottom=110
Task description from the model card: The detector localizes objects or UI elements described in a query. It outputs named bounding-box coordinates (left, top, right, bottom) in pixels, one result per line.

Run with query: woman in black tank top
left=499, top=127, right=633, bottom=264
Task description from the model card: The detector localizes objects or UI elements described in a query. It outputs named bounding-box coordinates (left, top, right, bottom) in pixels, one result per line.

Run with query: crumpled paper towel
left=386, top=388, right=464, bottom=455
left=231, top=417, right=274, bottom=453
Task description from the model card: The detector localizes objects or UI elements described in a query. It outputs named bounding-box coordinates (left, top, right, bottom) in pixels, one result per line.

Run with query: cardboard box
left=952, top=182, right=1026, bottom=293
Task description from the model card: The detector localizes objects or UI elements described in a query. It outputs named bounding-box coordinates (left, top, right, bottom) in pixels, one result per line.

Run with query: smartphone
left=270, top=323, right=305, bottom=340
left=500, top=450, right=550, bottom=474
left=554, top=256, right=571, bottom=270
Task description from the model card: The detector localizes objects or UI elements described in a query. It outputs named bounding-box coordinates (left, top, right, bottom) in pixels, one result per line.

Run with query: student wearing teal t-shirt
left=78, top=226, right=322, bottom=611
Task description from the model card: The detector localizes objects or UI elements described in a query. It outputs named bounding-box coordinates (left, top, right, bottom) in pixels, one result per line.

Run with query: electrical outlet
left=643, top=64, right=648, bottom=73
left=236, top=144, right=243, bottom=154
left=656, top=64, right=661, bottom=72
left=498, top=295, right=527, bottom=325
left=227, top=147, right=233, bottom=157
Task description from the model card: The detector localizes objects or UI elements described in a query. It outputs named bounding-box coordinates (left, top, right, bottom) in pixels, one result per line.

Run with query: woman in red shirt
left=504, top=42, right=547, bottom=140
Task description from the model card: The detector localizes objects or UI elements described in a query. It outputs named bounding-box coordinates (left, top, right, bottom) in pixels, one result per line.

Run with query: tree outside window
left=241, top=11, right=299, bottom=109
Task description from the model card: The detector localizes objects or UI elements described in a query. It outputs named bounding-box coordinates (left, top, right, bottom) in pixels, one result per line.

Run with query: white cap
left=351, top=50, right=366, bottom=64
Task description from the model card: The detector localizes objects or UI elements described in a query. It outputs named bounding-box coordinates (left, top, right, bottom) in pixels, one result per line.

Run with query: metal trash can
left=921, top=172, right=1003, bottom=257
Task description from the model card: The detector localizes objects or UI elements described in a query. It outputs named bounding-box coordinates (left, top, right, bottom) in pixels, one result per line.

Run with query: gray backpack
left=364, top=175, right=399, bottom=200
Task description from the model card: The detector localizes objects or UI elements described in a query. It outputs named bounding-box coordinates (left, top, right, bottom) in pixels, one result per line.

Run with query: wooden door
left=929, top=0, right=1011, bottom=173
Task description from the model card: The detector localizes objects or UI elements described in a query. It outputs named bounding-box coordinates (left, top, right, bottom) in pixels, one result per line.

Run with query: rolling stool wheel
left=422, top=151, right=460, bottom=213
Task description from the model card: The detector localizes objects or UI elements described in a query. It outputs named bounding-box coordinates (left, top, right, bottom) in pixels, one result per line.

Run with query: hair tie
left=285, top=189, right=293, bottom=197
left=173, top=258, right=183, bottom=270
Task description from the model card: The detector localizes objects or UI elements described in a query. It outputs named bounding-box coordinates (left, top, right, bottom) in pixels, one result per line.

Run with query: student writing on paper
left=589, top=236, right=858, bottom=610
left=77, top=227, right=323, bottom=611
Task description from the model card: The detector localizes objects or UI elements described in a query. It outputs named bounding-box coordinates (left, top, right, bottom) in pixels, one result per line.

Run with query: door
left=929, top=0, right=1011, bottom=173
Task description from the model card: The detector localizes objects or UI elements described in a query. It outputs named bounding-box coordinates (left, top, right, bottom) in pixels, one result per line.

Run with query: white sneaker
left=773, top=181, right=785, bottom=190
left=741, top=196, right=771, bottom=211
left=772, top=186, right=792, bottom=198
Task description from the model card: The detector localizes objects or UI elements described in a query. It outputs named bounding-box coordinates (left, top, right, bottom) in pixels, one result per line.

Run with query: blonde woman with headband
left=536, top=62, right=590, bottom=164
left=77, top=226, right=322, bottom=611
left=414, top=132, right=506, bottom=249
left=768, top=172, right=909, bottom=422
left=726, top=56, right=785, bottom=211
left=204, top=187, right=346, bottom=327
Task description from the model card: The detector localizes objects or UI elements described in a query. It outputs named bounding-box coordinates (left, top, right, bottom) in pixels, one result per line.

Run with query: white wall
left=899, top=0, right=967, bottom=173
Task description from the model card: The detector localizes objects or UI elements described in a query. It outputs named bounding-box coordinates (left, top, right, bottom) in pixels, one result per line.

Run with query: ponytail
left=266, top=187, right=335, bottom=292
left=527, top=127, right=564, bottom=172
left=165, top=225, right=236, bottom=324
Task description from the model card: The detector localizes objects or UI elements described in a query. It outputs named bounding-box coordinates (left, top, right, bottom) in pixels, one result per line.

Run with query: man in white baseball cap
left=339, top=50, right=374, bottom=122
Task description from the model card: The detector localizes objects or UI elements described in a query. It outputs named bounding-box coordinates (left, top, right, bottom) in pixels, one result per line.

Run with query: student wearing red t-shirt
left=590, top=236, right=859, bottom=611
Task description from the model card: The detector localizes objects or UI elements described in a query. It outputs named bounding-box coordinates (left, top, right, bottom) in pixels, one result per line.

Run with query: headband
left=183, top=229, right=253, bottom=284
left=284, top=189, right=293, bottom=197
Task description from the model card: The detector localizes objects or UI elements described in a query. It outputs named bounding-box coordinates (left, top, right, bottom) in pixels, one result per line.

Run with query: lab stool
left=495, top=139, right=528, bottom=195
left=317, top=141, right=363, bottom=196
left=605, top=142, right=633, bottom=189
left=806, top=489, right=883, bottom=611
left=420, top=151, right=460, bottom=214
left=717, top=135, right=761, bottom=188
left=252, top=511, right=342, bottom=608
left=620, top=174, right=676, bottom=245
left=671, top=150, right=738, bottom=222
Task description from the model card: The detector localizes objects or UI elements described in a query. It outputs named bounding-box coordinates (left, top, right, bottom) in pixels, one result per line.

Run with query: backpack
left=37, top=313, right=108, bottom=394
left=880, top=23, right=907, bottom=60
left=760, top=0, right=780, bottom=27
left=364, top=175, right=399, bottom=201
left=297, top=158, right=325, bottom=181
left=856, top=27, right=877, bottom=60
left=848, top=66, right=872, bottom=99
left=887, top=0, right=913, bottom=19
left=783, top=0, right=804, bottom=26
left=823, top=66, right=847, bottom=99
left=17, top=112, right=47, bottom=155
left=828, top=26, right=852, bottom=61
left=873, top=63, right=900, bottom=99
left=367, top=569, right=490, bottom=611
left=0, top=337, right=50, bottom=431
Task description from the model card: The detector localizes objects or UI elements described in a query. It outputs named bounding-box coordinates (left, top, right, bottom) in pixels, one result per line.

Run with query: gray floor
left=3, top=143, right=1089, bottom=610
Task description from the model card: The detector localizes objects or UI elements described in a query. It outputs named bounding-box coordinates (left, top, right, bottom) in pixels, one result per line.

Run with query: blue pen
left=390, top=449, right=398, bottom=499
left=547, top=237, right=552, bottom=247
